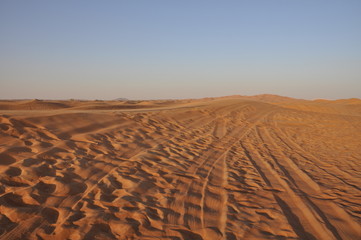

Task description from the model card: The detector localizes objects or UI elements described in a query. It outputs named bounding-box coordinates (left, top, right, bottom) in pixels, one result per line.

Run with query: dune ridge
left=0, top=96, right=360, bottom=240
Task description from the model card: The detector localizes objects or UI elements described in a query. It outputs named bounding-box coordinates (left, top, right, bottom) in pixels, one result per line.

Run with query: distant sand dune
left=0, top=96, right=360, bottom=239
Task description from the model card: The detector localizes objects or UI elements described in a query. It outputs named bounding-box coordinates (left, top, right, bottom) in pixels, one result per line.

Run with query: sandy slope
left=0, top=96, right=360, bottom=240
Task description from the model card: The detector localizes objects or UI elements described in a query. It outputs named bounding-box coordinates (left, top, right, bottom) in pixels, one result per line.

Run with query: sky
left=0, top=0, right=360, bottom=100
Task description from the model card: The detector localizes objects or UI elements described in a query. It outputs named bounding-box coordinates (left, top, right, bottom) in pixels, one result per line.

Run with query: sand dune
left=0, top=96, right=360, bottom=240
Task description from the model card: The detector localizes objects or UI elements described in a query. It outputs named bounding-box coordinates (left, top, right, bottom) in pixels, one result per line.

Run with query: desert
left=0, top=95, right=360, bottom=240
left=2, top=1, right=361, bottom=239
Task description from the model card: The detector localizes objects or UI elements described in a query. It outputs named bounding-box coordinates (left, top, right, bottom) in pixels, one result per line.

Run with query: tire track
left=165, top=106, right=275, bottom=239
left=257, top=114, right=361, bottom=239
left=240, top=139, right=335, bottom=240
left=269, top=111, right=361, bottom=191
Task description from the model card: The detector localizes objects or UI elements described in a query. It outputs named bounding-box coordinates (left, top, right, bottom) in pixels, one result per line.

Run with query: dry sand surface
left=0, top=95, right=360, bottom=240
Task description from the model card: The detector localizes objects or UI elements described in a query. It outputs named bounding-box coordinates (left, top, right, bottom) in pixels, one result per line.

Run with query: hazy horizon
left=0, top=93, right=360, bottom=102
left=1, top=1, right=360, bottom=100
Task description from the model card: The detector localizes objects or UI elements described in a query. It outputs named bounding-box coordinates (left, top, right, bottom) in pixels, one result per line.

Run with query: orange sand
left=0, top=95, right=360, bottom=239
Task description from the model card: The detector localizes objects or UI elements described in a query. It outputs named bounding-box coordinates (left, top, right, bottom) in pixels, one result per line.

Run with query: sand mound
left=0, top=96, right=360, bottom=239
left=0, top=100, right=70, bottom=110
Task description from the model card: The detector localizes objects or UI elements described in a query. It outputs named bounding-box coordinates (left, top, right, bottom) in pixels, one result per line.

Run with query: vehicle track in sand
left=1, top=98, right=360, bottom=240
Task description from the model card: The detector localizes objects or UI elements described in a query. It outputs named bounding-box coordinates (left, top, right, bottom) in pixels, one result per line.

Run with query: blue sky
left=1, top=0, right=360, bottom=100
